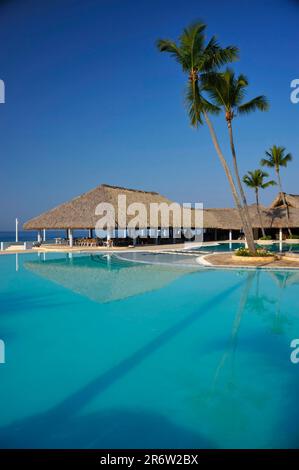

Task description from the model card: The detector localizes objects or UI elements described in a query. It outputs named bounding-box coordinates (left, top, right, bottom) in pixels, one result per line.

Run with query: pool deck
left=200, top=252, right=299, bottom=270
left=0, top=240, right=222, bottom=256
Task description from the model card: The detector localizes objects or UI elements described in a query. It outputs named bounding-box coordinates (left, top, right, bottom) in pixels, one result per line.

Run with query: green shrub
left=287, top=234, right=299, bottom=239
left=234, top=247, right=273, bottom=257
left=259, top=235, right=272, bottom=240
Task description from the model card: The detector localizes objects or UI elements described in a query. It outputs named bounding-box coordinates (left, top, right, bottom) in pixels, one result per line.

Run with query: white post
left=0, top=242, right=3, bottom=251
left=279, top=228, right=283, bottom=242
left=37, top=230, right=42, bottom=243
left=15, top=218, right=19, bottom=242
left=229, top=229, right=232, bottom=250
left=279, top=228, right=283, bottom=252
left=88, top=229, right=93, bottom=238
left=43, top=229, right=46, bottom=242
left=68, top=229, right=73, bottom=247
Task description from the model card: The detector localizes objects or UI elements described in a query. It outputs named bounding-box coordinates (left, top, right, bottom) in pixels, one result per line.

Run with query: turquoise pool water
left=0, top=252, right=299, bottom=449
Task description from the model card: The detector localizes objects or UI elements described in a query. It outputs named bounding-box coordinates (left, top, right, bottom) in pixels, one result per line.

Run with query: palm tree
left=203, top=69, right=269, bottom=246
left=243, top=169, right=276, bottom=237
left=156, top=23, right=257, bottom=254
left=261, top=145, right=293, bottom=235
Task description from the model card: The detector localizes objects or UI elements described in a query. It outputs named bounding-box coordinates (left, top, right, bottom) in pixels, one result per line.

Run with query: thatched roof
left=23, top=183, right=203, bottom=230
left=24, top=255, right=194, bottom=303
left=270, top=193, right=299, bottom=209
left=23, top=185, right=299, bottom=232
left=204, top=204, right=299, bottom=230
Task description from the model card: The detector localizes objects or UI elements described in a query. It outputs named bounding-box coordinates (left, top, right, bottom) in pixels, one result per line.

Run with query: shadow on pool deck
left=0, top=279, right=244, bottom=448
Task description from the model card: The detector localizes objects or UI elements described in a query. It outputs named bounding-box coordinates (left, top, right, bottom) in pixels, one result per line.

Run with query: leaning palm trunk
left=255, top=189, right=266, bottom=238
left=203, top=111, right=256, bottom=254
left=276, top=170, right=292, bottom=237
left=227, top=121, right=256, bottom=249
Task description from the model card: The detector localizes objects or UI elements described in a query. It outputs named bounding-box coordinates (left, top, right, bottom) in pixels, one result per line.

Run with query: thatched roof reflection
left=24, top=255, right=194, bottom=303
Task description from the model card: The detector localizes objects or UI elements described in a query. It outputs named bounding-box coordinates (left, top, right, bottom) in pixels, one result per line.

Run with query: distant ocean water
left=0, top=230, right=88, bottom=242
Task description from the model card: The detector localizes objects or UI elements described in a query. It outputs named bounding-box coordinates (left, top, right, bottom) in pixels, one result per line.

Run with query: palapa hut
left=204, top=197, right=299, bottom=241
left=23, top=184, right=299, bottom=245
left=23, top=184, right=204, bottom=246
left=270, top=192, right=299, bottom=209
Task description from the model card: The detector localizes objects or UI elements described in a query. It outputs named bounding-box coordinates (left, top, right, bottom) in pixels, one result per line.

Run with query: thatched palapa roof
left=24, top=184, right=202, bottom=230
left=205, top=204, right=299, bottom=230
left=270, top=192, right=299, bottom=209
left=23, top=185, right=299, bottom=231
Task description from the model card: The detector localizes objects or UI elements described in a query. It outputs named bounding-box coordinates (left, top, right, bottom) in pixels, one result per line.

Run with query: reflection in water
left=0, top=266, right=243, bottom=448
left=205, top=270, right=299, bottom=426
left=211, top=271, right=256, bottom=394
left=2, top=252, right=299, bottom=448
left=24, top=254, right=196, bottom=303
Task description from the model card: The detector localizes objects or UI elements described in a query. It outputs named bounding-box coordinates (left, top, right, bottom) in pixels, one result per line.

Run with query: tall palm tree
left=243, top=169, right=276, bottom=237
left=156, top=23, right=257, bottom=254
left=203, top=69, right=269, bottom=245
left=261, top=145, right=293, bottom=235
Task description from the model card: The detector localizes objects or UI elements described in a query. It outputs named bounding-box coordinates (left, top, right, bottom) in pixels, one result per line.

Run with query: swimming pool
left=0, top=252, right=299, bottom=449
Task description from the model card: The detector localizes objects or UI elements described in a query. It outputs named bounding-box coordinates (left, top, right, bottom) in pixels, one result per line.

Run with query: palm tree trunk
left=227, top=122, right=256, bottom=249
left=203, top=111, right=256, bottom=254
left=276, top=170, right=292, bottom=236
left=255, top=188, right=265, bottom=238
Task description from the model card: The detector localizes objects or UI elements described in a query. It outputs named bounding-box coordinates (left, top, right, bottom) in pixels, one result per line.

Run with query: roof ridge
left=101, top=184, right=159, bottom=195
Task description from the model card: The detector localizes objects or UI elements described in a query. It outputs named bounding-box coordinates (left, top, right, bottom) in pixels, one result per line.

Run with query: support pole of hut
left=42, top=229, right=46, bottom=242
left=88, top=228, right=93, bottom=238
left=37, top=230, right=42, bottom=243
left=279, top=228, right=283, bottom=242
left=68, top=229, right=73, bottom=247
left=214, top=229, right=217, bottom=241
left=279, top=228, right=283, bottom=252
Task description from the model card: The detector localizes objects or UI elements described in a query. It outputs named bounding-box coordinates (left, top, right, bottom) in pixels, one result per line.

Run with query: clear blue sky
left=0, top=0, right=298, bottom=229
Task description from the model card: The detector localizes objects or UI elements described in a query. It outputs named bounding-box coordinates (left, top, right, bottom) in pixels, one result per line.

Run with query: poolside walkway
left=201, top=252, right=299, bottom=269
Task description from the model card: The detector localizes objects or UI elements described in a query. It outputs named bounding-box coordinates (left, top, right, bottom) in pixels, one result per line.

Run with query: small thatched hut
left=270, top=192, right=299, bottom=209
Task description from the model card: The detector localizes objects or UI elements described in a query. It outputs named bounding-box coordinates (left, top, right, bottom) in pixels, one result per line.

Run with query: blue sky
left=0, top=0, right=298, bottom=229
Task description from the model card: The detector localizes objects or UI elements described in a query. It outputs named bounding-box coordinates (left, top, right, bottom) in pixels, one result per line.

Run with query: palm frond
left=261, top=146, right=292, bottom=170
left=238, top=96, right=269, bottom=115
left=201, top=37, right=239, bottom=71
left=156, top=39, right=189, bottom=70
left=243, top=169, right=277, bottom=190
left=179, top=22, right=206, bottom=69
